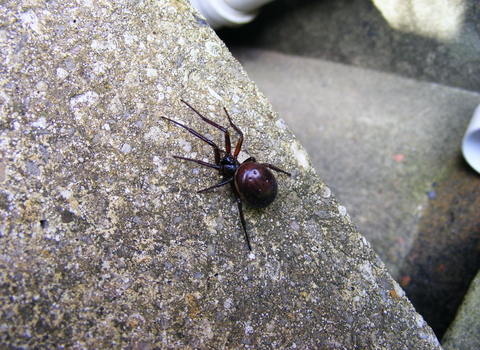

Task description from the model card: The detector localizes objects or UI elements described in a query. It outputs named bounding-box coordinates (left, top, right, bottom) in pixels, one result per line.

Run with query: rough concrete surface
left=0, top=0, right=441, bottom=348
left=442, top=269, right=480, bottom=350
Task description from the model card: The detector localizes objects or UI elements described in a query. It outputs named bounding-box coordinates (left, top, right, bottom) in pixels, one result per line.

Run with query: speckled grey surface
left=0, top=0, right=441, bottom=348
left=442, top=269, right=480, bottom=350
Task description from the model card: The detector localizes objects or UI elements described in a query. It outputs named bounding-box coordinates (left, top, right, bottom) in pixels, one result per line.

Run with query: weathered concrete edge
left=442, top=268, right=480, bottom=349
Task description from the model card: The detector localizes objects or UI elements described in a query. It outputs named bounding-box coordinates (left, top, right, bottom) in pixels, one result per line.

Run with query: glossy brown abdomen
left=234, top=162, right=278, bottom=209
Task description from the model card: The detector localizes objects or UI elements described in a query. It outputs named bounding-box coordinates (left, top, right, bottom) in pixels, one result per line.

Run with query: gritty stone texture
left=0, top=0, right=441, bottom=348
left=442, top=269, right=480, bottom=350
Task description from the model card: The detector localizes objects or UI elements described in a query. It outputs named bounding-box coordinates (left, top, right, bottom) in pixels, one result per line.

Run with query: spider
left=162, top=100, right=291, bottom=251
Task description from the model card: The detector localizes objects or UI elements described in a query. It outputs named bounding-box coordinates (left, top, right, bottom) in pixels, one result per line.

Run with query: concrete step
left=231, top=47, right=480, bottom=337
left=442, top=269, right=480, bottom=349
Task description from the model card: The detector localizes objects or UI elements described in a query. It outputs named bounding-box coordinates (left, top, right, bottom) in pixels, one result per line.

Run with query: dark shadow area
left=218, top=0, right=480, bottom=92
left=398, top=155, right=480, bottom=338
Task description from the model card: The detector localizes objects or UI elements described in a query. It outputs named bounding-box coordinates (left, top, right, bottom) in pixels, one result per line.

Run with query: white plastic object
left=189, top=0, right=275, bottom=29
left=462, top=104, right=480, bottom=173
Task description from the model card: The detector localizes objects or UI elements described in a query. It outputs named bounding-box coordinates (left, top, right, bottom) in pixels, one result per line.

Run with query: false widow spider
left=162, top=100, right=291, bottom=251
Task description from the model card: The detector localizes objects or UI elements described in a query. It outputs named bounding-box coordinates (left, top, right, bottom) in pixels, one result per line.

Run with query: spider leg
left=172, top=156, right=220, bottom=170
left=235, top=195, right=252, bottom=251
left=223, top=107, right=244, bottom=158
left=197, top=177, right=233, bottom=193
left=181, top=100, right=233, bottom=155
left=162, top=116, right=221, bottom=165
left=261, top=163, right=291, bottom=176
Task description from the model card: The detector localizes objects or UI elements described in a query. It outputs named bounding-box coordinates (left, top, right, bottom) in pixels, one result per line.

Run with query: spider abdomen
left=234, top=162, right=278, bottom=209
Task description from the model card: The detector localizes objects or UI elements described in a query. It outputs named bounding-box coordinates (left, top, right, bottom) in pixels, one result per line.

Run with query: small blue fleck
left=193, top=14, right=209, bottom=27
left=428, top=190, right=436, bottom=199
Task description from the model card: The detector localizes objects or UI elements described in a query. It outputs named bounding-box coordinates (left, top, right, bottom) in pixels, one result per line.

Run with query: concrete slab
left=219, top=0, right=480, bottom=92
left=0, top=0, right=442, bottom=348
left=442, top=269, right=480, bottom=350
left=231, top=48, right=480, bottom=338
left=231, top=48, right=480, bottom=279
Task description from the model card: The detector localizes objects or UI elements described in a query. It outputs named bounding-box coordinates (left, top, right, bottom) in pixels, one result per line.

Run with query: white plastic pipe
left=462, top=104, right=480, bottom=173
left=226, top=0, right=274, bottom=12
left=189, top=0, right=275, bottom=29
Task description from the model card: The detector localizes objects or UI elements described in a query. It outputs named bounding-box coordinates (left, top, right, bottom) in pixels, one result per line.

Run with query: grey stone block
left=442, top=269, right=480, bottom=350
left=0, top=0, right=441, bottom=348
